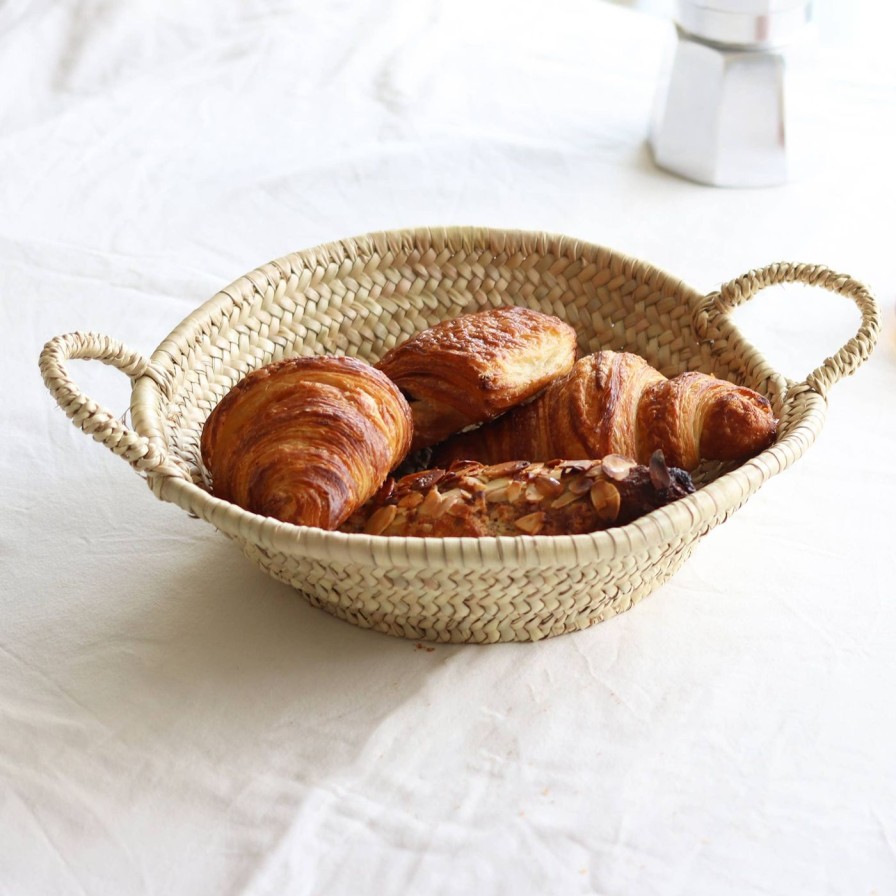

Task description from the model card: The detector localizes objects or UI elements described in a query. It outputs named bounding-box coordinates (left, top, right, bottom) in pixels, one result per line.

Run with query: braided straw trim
left=39, top=332, right=189, bottom=479
left=694, top=261, right=881, bottom=400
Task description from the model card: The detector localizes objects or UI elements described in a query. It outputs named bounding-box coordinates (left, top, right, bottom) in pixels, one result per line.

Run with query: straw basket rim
left=41, top=226, right=881, bottom=575
left=141, top=226, right=842, bottom=569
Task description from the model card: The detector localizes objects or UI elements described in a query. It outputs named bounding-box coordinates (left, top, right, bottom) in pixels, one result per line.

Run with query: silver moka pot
left=649, top=0, right=813, bottom=186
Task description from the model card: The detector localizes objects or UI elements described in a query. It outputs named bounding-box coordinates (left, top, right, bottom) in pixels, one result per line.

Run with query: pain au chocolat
left=376, top=306, right=578, bottom=451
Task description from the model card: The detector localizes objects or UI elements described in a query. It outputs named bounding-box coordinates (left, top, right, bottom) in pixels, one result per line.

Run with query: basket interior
left=139, top=229, right=782, bottom=494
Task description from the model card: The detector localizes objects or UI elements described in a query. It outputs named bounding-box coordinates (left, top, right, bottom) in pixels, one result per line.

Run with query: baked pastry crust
left=200, top=355, right=412, bottom=529
left=341, top=453, right=695, bottom=538
left=376, top=306, right=578, bottom=450
left=433, top=351, right=777, bottom=471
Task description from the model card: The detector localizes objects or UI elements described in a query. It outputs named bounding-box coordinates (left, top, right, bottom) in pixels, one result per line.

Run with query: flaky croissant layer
left=376, top=306, right=578, bottom=451
left=433, top=351, right=778, bottom=471
left=340, top=452, right=695, bottom=538
left=200, top=356, right=412, bottom=529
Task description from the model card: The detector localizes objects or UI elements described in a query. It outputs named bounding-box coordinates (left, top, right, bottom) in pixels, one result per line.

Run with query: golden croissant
left=433, top=351, right=777, bottom=471
left=376, top=306, right=577, bottom=451
left=200, top=355, right=412, bottom=529
left=341, top=452, right=695, bottom=538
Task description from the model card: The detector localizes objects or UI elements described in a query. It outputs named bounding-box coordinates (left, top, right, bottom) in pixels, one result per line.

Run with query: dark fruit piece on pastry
left=340, top=452, right=695, bottom=538
left=200, top=356, right=412, bottom=529
left=376, top=306, right=578, bottom=451
left=433, top=351, right=777, bottom=471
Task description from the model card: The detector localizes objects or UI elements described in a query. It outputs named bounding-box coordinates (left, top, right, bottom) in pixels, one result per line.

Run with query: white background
left=2, top=1, right=895, bottom=893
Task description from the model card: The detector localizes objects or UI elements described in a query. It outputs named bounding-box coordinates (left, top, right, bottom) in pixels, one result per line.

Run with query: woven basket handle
left=39, top=332, right=186, bottom=478
left=695, top=262, right=881, bottom=399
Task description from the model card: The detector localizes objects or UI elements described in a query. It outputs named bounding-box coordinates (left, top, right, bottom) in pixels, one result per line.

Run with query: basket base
left=238, top=538, right=699, bottom=643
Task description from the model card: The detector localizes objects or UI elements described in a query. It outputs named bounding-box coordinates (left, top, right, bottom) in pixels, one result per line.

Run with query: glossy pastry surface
left=376, top=306, right=578, bottom=450
left=433, top=351, right=777, bottom=470
left=201, top=355, right=412, bottom=529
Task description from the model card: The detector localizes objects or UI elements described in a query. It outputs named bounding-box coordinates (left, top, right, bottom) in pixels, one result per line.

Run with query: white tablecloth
left=3, top=1, right=895, bottom=893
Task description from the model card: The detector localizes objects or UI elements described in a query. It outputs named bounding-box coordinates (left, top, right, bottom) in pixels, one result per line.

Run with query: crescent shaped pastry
left=376, top=306, right=578, bottom=451
left=433, top=351, right=777, bottom=471
left=201, top=356, right=413, bottom=529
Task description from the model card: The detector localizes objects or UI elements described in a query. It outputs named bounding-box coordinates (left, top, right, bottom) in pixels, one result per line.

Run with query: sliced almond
left=434, top=488, right=465, bottom=518
left=373, top=479, right=396, bottom=502
left=448, top=461, right=482, bottom=476
left=532, top=474, right=564, bottom=498
left=459, top=477, right=485, bottom=496
left=404, top=468, right=446, bottom=491
left=550, top=490, right=579, bottom=510
left=485, top=486, right=510, bottom=504
left=364, top=504, right=398, bottom=535
left=483, top=476, right=511, bottom=492
left=557, top=460, right=591, bottom=474
left=525, top=483, right=543, bottom=503
left=418, top=487, right=443, bottom=518
left=485, top=460, right=530, bottom=477
left=601, top=454, right=637, bottom=481
left=567, top=475, right=592, bottom=495
left=398, top=491, right=424, bottom=509
left=514, top=511, right=545, bottom=535
left=590, top=479, right=621, bottom=522
left=448, top=499, right=469, bottom=517
left=506, top=480, right=526, bottom=504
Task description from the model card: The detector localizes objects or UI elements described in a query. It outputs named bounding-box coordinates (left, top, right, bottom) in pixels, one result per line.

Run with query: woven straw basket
left=40, top=228, right=880, bottom=643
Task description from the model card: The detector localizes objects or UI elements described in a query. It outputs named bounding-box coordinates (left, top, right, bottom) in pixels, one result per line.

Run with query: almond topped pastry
left=340, top=452, right=695, bottom=538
